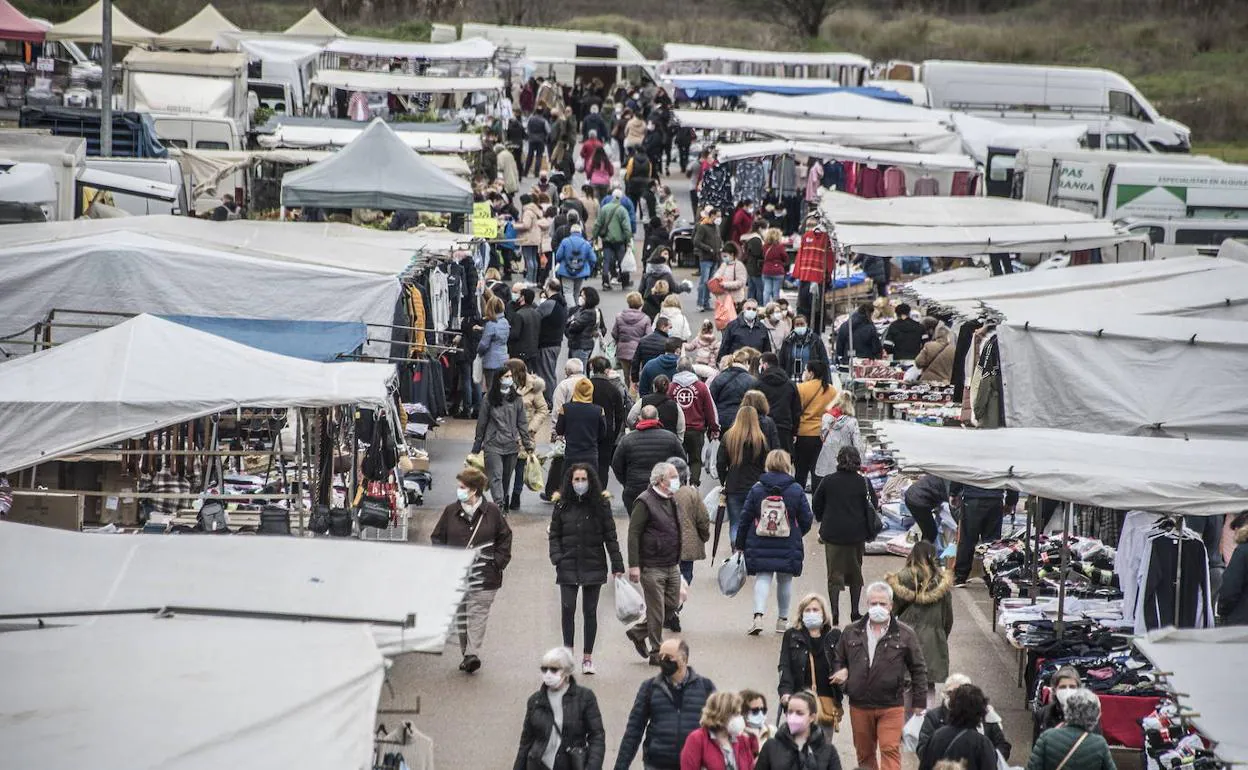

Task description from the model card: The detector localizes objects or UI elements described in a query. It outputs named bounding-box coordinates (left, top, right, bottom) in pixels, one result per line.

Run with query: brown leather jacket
left=832, top=616, right=928, bottom=710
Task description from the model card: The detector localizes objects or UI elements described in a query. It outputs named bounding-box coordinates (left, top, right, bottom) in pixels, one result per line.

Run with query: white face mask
left=802, top=611, right=824, bottom=629
left=500, top=378, right=514, bottom=391
left=541, top=670, right=565, bottom=689
left=794, top=326, right=808, bottom=335
left=726, top=715, right=747, bottom=738
left=572, top=480, right=589, bottom=496
left=743, top=309, right=757, bottom=321
left=868, top=605, right=891, bottom=624
left=746, top=711, right=767, bottom=728
left=1055, top=687, right=1076, bottom=707
left=668, top=477, right=681, bottom=493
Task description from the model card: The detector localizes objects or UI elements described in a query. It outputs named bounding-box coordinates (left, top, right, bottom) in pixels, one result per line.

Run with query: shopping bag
left=702, top=485, right=722, bottom=516
left=614, top=575, right=645, bottom=625
left=465, top=451, right=485, bottom=471
left=714, top=294, right=737, bottom=331
left=620, top=244, right=637, bottom=274
left=902, top=714, right=924, bottom=752
left=703, top=439, right=720, bottom=479
left=524, top=453, right=545, bottom=492
left=717, top=552, right=747, bottom=597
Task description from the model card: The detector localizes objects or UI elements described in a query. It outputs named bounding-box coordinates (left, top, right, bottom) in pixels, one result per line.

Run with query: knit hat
left=572, top=378, right=594, bottom=403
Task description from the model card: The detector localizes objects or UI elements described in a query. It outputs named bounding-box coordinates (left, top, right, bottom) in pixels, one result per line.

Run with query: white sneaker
left=582, top=657, right=596, bottom=675
left=776, top=618, right=788, bottom=634
left=748, top=615, right=763, bottom=636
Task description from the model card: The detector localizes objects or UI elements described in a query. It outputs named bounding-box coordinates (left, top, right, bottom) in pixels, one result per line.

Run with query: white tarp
left=310, top=69, right=504, bottom=95
left=745, top=92, right=947, bottom=123
left=988, top=268, right=1248, bottom=322
left=324, top=35, right=496, bottom=61
left=0, top=229, right=402, bottom=353
left=714, top=139, right=977, bottom=172
left=258, top=122, right=483, bottom=152
left=284, top=8, right=344, bottom=38
left=663, top=42, right=869, bottom=68
left=128, top=71, right=236, bottom=118
left=46, top=0, right=157, bottom=46
left=0, top=314, right=396, bottom=471
left=0, top=617, right=385, bottom=770
left=674, top=109, right=962, bottom=154
left=1134, top=627, right=1248, bottom=766
left=951, top=113, right=1089, bottom=165
left=875, top=421, right=1248, bottom=515
left=157, top=4, right=240, bottom=49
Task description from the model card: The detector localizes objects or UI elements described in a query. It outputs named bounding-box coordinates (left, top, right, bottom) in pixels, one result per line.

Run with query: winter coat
left=795, top=381, right=838, bottom=438
left=639, top=353, right=680, bottom=397
left=708, top=366, right=758, bottom=433
left=519, top=377, right=550, bottom=446
left=713, top=259, right=749, bottom=305
left=566, top=306, right=602, bottom=352
left=886, top=568, right=954, bottom=683
left=628, top=392, right=685, bottom=439
left=777, top=333, right=829, bottom=382
left=812, top=470, right=879, bottom=546
left=628, top=486, right=682, bottom=569
left=583, top=113, right=608, bottom=141
left=612, top=308, right=653, bottom=361
left=918, top=706, right=1011, bottom=762
left=514, top=679, right=606, bottom=770
left=814, top=414, right=862, bottom=478
left=591, top=374, right=629, bottom=443
left=1026, top=727, right=1115, bottom=770
left=497, top=146, right=520, bottom=193
left=549, top=490, right=624, bottom=585
left=742, top=233, right=765, bottom=278
left=555, top=232, right=598, bottom=279
left=919, top=726, right=998, bottom=770
left=631, top=330, right=671, bottom=382
left=716, top=438, right=769, bottom=496
left=431, top=500, right=512, bottom=590
left=508, top=304, right=543, bottom=359
left=669, top=371, right=718, bottom=435
left=680, top=727, right=758, bottom=770
left=763, top=243, right=788, bottom=276
left=539, top=293, right=570, bottom=349
left=730, top=208, right=754, bottom=244
left=904, top=475, right=949, bottom=512
left=916, top=327, right=956, bottom=383
left=692, top=222, right=723, bottom=262
left=611, top=425, right=687, bottom=501
left=594, top=199, right=633, bottom=245
left=778, top=625, right=844, bottom=700
left=831, top=616, right=928, bottom=710
left=734, top=471, right=813, bottom=576
left=557, top=401, right=609, bottom=465
left=623, top=116, right=647, bottom=147
left=616, top=669, right=717, bottom=770
left=526, top=113, right=550, bottom=142
left=753, top=724, right=841, bottom=770
left=765, top=316, right=791, bottom=354
left=473, top=393, right=534, bottom=457
left=517, top=202, right=545, bottom=248
left=642, top=290, right=668, bottom=321
left=685, top=332, right=721, bottom=368
left=834, top=311, right=883, bottom=362
left=859, top=254, right=889, bottom=286
left=1218, top=525, right=1248, bottom=624
left=885, top=317, right=927, bottom=361
left=674, top=486, right=711, bottom=562
left=717, top=317, right=773, bottom=360
left=658, top=307, right=693, bottom=343
left=478, top=317, right=512, bottom=371
left=755, top=368, right=800, bottom=433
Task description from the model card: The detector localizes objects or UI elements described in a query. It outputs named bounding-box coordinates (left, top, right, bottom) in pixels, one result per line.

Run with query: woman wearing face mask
left=565, top=287, right=604, bottom=370
left=1032, top=667, right=1101, bottom=741
left=754, top=691, right=841, bottom=770
left=514, top=646, right=607, bottom=770
left=713, top=244, right=749, bottom=309
left=777, top=594, right=844, bottom=740
left=762, top=303, right=792, bottom=355
left=507, top=358, right=550, bottom=512
left=778, top=317, right=828, bottom=383
left=739, top=690, right=777, bottom=749
left=431, top=467, right=512, bottom=674
left=917, top=675, right=1011, bottom=762
left=918, top=684, right=1000, bottom=770
left=548, top=464, right=624, bottom=676
left=472, top=365, right=536, bottom=510
left=680, top=691, right=758, bottom=770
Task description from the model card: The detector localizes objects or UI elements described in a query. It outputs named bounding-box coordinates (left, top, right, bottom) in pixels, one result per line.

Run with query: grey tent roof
left=280, top=118, right=473, bottom=213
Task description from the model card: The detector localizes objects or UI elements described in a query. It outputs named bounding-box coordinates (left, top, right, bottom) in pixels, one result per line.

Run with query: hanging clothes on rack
left=883, top=166, right=907, bottom=198
left=857, top=164, right=885, bottom=198
left=913, top=174, right=940, bottom=196
left=1134, top=519, right=1214, bottom=633
left=951, top=171, right=973, bottom=196
left=428, top=266, right=451, bottom=334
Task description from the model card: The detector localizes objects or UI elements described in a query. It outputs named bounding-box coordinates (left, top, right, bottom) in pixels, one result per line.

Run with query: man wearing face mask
left=624, top=461, right=686, bottom=662
left=718, top=299, right=773, bottom=360
left=778, top=317, right=829, bottom=384
left=615, top=638, right=716, bottom=770
left=831, top=581, right=928, bottom=770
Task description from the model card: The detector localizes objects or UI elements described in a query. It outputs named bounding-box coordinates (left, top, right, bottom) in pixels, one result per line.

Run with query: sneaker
left=461, top=654, right=481, bottom=674
left=748, top=614, right=764, bottom=636
left=582, top=656, right=596, bottom=675
left=626, top=628, right=649, bottom=659
left=776, top=618, right=788, bottom=634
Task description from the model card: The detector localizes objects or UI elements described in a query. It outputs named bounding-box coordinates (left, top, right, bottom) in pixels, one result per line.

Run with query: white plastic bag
left=902, top=714, right=924, bottom=752
left=717, top=553, right=747, bottom=597
left=702, top=485, right=722, bottom=517
left=703, top=439, right=720, bottom=479
left=903, top=364, right=922, bottom=383
left=620, top=244, right=637, bottom=274
left=614, top=575, right=646, bottom=625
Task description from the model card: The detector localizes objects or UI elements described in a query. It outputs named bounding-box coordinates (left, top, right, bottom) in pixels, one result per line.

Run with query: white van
left=81, top=157, right=190, bottom=216
left=1103, top=162, right=1248, bottom=220
left=921, top=60, right=1190, bottom=153
left=1012, top=149, right=1223, bottom=207
left=151, top=114, right=243, bottom=152
left=1120, top=217, right=1248, bottom=257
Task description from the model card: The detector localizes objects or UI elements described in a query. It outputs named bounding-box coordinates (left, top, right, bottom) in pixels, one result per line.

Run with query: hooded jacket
left=885, top=316, right=927, bottom=361
left=685, top=331, right=720, bottom=367
left=549, top=490, right=624, bottom=586
left=538, top=292, right=569, bottom=349
left=658, top=307, right=693, bottom=343
left=639, top=352, right=680, bottom=396
left=565, top=305, right=601, bottom=352
left=708, top=365, right=758, bottom=433
left=431, top=500, right=512, bottom=590
left=518, top=377, right=550, bottom=446
left=717, top=316, right=773, bottom=360
left=753, top=723, right=840, bottom=770
left=916, top=326, right=956, bottom=383
left=832, top=615, right=928, bottom=710
left=615, top=668, right=717, bottom=770
left=734, top=471, right=814, bottom=576
left=741, top=232, right=765, bottom=278
left=554, top=232, right=598, bottom=279
left=886, top=568, right=954, bottom=683
left=755, top=368, right=800, bottom=433
left=473, top=391, right=534, bottom=457
left=612, top=308, right=653, bottom=361
left=478, top=316, right=512, bottom=371
left=631, top=330, right=671, bottom=382
left=669, top=370, right=719, bottom=435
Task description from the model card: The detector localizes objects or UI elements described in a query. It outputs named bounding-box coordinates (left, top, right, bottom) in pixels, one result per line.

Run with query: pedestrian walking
left=713, top=244, right=750, bottom=310
left=885, top=541, right=953, bottom=703
left=506, top=358, right=550, bottom=511
left=555, top=224, right=598, bottom=304
left=761, top=229, right=787, bottom=306
left=566, top=286, right=604, bottom=370
left=556, top=379, right=610, bottom=470
left=793, top=362, right=837, bottom=493
left=812, top=446, right=879, bottom=624
left=612, top=292, right=653, bottom=385
left=431, top=467, right=513, bottom=674
left=588, top=356, right=628, bottom=486
left=693, top=208, right=723, bottom=312
left=478, top=296, right=511, bottom=395
left=551, top=358, right=588, bottom=432
left=708, top=348, right=759, bottom=434
left=735, top=450, right=812, bottom=635
left=777, top=594, right=843, bottom=741
left=754, top=692, right=841, bottom=770
left=1027, top=690, right=1115, bottom=770
left=612, top=405, right=687, bottom=515
left=593, top=190, right=633, bottom=291
left=670, top=456, right=710, bottom=589
left=777, top=316, right=828, bottom=382
left=755, top=353, right=799, bottom=452
left=639, top=337, right=684, bottom=397
left=742, top=222, right=766, bottom=304
left=624, top=462, right=685, bottom=662
left=517, top=195, right=547, bottom=283
left=918, top=684, right=999, bottom=770
left=472, top=368, right=536, bottom=510
left=718, top=299, right=773, bottom=359
left=514, top=646, right=607, bottom=770
left=549, top=464, right=624, bottom=676
left=680, top=691, right=759, bottom=770
left=813, top=392, right=862, bottom=488
left=917, top=675, right=1012, bottom=762
left=716, top=405, right=770, bottom=544
left=830, top=581, right=928, bottom=770
left=629, top=373, right=685, bottom=438
left=508, top=286, right=543, bottom=368
left=739, top=390, right=782, bottom=453
left=668, top=357, right=719, bottom=485
left=536, top=280, right=569, bottom=408
left=616, top=638, right=717, bottom=770
left=631, top=316, right=673, bottom=388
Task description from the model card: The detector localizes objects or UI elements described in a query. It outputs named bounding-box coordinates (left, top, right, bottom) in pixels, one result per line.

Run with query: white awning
left=0, top=618, right=385, bottom=770
left=45, top=0, right=157, bottom=46
left=1134, top=627, right=1248, bottom=767
left=676, top=109, right=961, bottom=153
left=988, top=268, right=1248, bottom=322
left=875, top=421, right=1248, bottom=515
left=310, top=69, right=504, bottom=94
left=77, top=166, right=179, bottom=202
left=258, top=123, right=483, bottom=152
left=324, top=35, right=496, bottom=61
left=156, top=3, right=240, bottom=49
left=663, top=43, right=869, bottom=68
left=745, top=92, right=946, bottom=122
left=714, top=139, right=977, bottom=172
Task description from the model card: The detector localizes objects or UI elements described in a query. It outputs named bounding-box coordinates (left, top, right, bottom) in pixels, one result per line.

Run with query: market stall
left=674, top=108, right=963, bottom=154
left=659, top=42, right=870, bottom=85
left=320, top=36, right=496, bottom=75
left=257, top=120, right=483, bottom=151
left=45, top=0, right=158, bottom=46
left=155, top=3, right=239, bottom=50
left=666, top=75, right=906, bottom=99
left=283, top=8, right=344, bottom=38
left=745, top=91, right=941, bottom=122
left=0, top=0, right=44, bottom=43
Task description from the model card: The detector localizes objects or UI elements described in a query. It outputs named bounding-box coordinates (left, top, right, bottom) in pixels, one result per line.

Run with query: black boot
left=509, top=492, right=521, bottom=511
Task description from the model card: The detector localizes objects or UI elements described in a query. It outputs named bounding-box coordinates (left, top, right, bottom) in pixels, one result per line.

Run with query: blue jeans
left=697, top=260, right=715, bottom=310
left=726, top=492, right=747, bottom=545
left=680, top=560, right=694, bottom=585
left=570, top=348, right=591, bottom=368
left=512, top=456, right=527, bottom=498
left=753, top=571, right=794, bottom=617
left=748, top=275, right=764, bottom=303
left=762, top=275, right=783, bottom=305
left=522, top=245, right=539, bottom=283
left=601, top=241, right=625, bottom=285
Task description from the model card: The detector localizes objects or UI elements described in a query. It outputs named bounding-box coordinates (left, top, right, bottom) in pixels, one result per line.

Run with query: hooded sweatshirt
left=668, top=370, right=719, bottom=434
left=638, top=352, right=680, bottom=397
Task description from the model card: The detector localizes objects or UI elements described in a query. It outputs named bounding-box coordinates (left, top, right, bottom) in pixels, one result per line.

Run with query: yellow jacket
left=796, top=380, right=838, bottom=437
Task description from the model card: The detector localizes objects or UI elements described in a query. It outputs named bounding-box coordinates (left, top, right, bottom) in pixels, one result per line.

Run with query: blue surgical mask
left=572, top=481, right=589, bottom=496
left=511, top=292, right=520, bottom=303
left=802, top=611, right=824, bottom=629
left=794, top=326, right=808, bottom=335
left=743, top=309, right=757, bottom=322
left=500, top=378, right=514, bottom=390
left=669, top=478, right=681, bottom=492
left=456, top=487, right=470, bottom=502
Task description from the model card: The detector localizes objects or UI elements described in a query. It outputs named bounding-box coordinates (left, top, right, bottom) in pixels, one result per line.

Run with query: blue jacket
left=477, top=317, right=511, bottom=370
left=605, top=192, right=636, bottom=233
left=554, top=232, right=597, bottom=279
left=735, top=471, right=813, bottom=576
left=498, top=219, right=518, bottom=253
left=615, top=668, right=716, bottom=770
left=638, top=353, right=679, bottom=397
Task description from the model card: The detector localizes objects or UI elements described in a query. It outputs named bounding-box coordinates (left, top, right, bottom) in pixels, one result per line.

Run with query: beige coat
left=518, top=376, right=550, bottom=446
left=516, top=203, right=545, bottom=248
left=674, top=486, right=711, bottom=562
left=713, top=259, right=749, bottom=305
left=623, top=116, right=646, bottom=147
left=496, top=145, right=519, bottom=194
left=915, top=327, right=955, bottom=383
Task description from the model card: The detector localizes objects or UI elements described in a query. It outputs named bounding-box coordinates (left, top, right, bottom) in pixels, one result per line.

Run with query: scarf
left=636, top=418, right=662, bottom=430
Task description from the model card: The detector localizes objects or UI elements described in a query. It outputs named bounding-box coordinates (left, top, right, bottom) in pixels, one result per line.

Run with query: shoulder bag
left=1053, top=731, right=1090, bottom=770
left=863, top=476, right=884, bottom=539
left=808, top=650, right=843, bottom=730
left=552, top=720, right=586, bottom=770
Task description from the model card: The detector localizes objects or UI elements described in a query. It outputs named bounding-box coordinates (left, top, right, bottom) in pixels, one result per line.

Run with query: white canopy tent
left=0, top=314, right=396, bottom=472
left=258, top=122, right=483, bottom=152
left=998, top=311, right=1248, bottom=440
left=1134, top=627, right=1248, bottom=767
left=323, top=35, right=496, bottom=61
left=0, top=617, right=385, bottom=770
left=987, top=269, right=1248, bottom=322
left=745, top=92, right=947, bottom=123
left=662, top=43, right=870, bottom=69
left=674, top=109, right=963, bottom=154
left=951, top=113, right=1090, bottom=165
left=46, top=0, right=157, bottom=46
left=284, top=8, right=344, bottom=38
left=714, top=139, right=977, bottom=172
left=875, top=421, right=1248, bottom=516
left=310, top=69, right=504, bottom=95
left=156, top=3, right=239, bottom=49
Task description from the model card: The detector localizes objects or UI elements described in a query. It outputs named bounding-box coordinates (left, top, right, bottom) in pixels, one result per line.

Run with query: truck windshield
left=1109, top=91, right=1152, bottom=122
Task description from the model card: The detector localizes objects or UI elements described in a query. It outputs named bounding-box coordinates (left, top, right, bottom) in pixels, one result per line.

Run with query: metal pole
left=100, top=0, right=113, bottom=157
left=1054, top=501, right=1072, bottom=639
left=1173, top=514, right=1184, bottom=627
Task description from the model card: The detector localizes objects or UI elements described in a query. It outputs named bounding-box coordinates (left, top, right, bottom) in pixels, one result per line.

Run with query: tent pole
left=1173, top=514, right=1184, bottom=628
left=100, top=0, right=113, bottom=158
left=1055, top=500, right=1072, bottom=639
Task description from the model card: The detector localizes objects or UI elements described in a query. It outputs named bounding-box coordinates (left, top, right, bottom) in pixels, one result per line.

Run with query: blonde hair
left=831, top=390, right=855, bottom=416
left=740, top=389, right=769, bottom=416
left=484, top=296, right=504, bottom=321
left=699, top=691, right=744, bottom=730
left=484, top=267, right=502, bottom=281
left=764, top=227, right=783, bottom=245
left=873, top=296, right=895, bottom=321
left=652, top=279, right=670, bottom=296
left=662, top=293, right=682, bottom=309
left=724, top=405, right=766, bottom=466
left=765, top=448, right=793, bottom=474
left=626, top=291, right=644, bottom=309
left=791, top=593, right=832, bottom=629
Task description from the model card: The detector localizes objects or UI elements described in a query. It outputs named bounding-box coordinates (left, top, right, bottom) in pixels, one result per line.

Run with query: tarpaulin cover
left=714, top=139, right=976, bottom=172
left=258, top=121, right=482, bottom=151
left=46, top=0, right=157, bottom=46
left=875, top=421, right=1248, bottom=515
left=0, top=617, right=385, bottom=770
left=671, top=77, right=907, bottom=100
left=281, top=118, right=473, bottom=212
left=1135, top=627, right=1248, bottom=766
left=0, top=314, right=396, bottom=471
left=325, top=35, right=496, bottom=61
left=284, top=8, right=344, bottom=38
left=999, top=312, right=1248, bottom=440
left=159, top=315, right=367, bottom=361
left=156, top=3, right=239, bottom=49
left=0, top=0, right=44, bottom=43
left=673, top=109, right=962, bottom=154
left=746, top=91, right=940, bottom=122
left=310, top=69, right=504, bottom=95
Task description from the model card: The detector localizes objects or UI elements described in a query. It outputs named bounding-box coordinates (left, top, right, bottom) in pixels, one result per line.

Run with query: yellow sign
left=472, top=202, right=497, bottom=239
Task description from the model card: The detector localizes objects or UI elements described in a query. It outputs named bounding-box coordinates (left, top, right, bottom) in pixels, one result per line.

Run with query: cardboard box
left=7, top=491, right=83, bottom=531
left=99, top=463, right=139, bottom=526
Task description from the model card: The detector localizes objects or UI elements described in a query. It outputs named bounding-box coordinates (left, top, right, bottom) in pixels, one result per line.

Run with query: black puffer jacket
left=812, top=470, right=880, bottom=546
left=549, top=490, right=624, bottom=586
left=514, top=679, right=606, bottom=770
left=566, top=306, right=600, bottom=352
left=614, top=669, right=716, bottom=770
left=777, top=626, right=844, bottom=701
left=631, top=330, right=670, bottom=381
left=708, top=366, right=758, bottom=433
left=756, top=368, right=800, bottom=432
left=611, top=425, right=687, bottom=499
left=904, top=474, right=949, bottom=511
left=539, top=293, right=569, bottom=349
left=754, top=724, right=841, bottom=770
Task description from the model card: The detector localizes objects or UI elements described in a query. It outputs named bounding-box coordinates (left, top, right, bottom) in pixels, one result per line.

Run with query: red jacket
left=580, top=138, right=604, bottom=169
left=669, top=372, right=720, bottom=437
left=730, top=208, right=754, bottom=244
left=763, top=242, right=788, bottom=276
left=680, top=727, right=758, bottom=770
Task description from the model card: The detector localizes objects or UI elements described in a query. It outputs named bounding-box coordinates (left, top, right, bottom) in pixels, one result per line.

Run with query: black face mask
left=658, top=658, right=679, bottom=677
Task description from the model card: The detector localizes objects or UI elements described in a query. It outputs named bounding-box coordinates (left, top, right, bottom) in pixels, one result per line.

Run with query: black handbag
left=357, top=498, right=391, bottom=529
left=257, top=505, right=291, bottom=535
left=329, top=507, right=354, bottom=537
left=863, top=477, right=885, bottom=539
left=552, top=723, right=586, bottom=770
left=309, top=504, right=332, bottom=535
